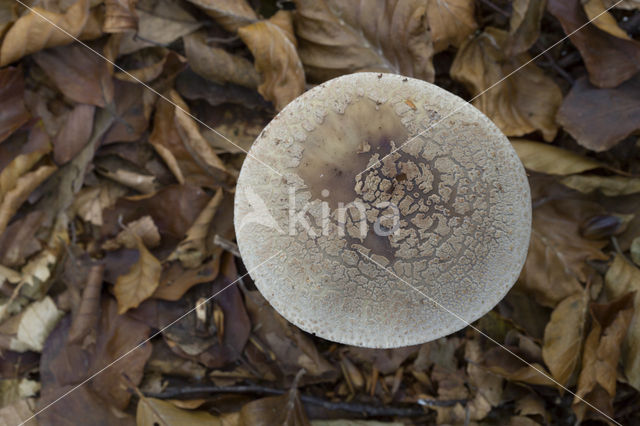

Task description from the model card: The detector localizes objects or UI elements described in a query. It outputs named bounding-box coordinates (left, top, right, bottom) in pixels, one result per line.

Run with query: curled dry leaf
left=548, top=0, right=640, bottom=88
left=169, top=188, right=223, bottom=268
left=0, top=0, right=90, bottom=66
left=33, top=42, right=114, bottom=108
left=72, top=181, right=127, bottom=226
left=519, top=199, right=608, bottom=307
left=427, top=0, right=476, bottom=52
left=507, top=0, right=547, bottom=55
left=451, top=27, right=562, bottom=141
left=6, top=296, right=63, bottom=353
left=102, top=215, right=161, bottom=250
left=293, top=0, right=435, bottom=83
left=238, top=11, right=305, bottom=111
left=0, top=66, right=30, bottom=143
left=103, top=0, right=138, bottom=33
left=511, top=139, right=604, bottom=175
left=556, top=75, right=640, bottom=152
left=605, top=255, right=640, bottom=390
left=560, top=175, right=640, bottom=196
left=584, top=0, right=632, bottom=39
left=114, top=234, right=162, bottom=314
left=542, top=290, right=588, bottom=386
left=484, top=346, right=556, bottom=387
left=184, top=0, right=256, bottom=33
left=183, top=31, right=260, bottom=89
left=573, top=292, right=634, bottom=422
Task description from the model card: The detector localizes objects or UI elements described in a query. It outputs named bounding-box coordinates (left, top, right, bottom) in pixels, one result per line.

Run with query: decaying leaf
left=114, top=234, right=162, bottom=314
left=556, top=75, right=640, bottom=152
left=511, top=139, right=604, bottom=175
left=560, top=175, right=640, bottom=196
left=5, top=296, right=63, bottom=352
left=238, top=11, right=305, bottom=110
left=103, top=0, right=138, bottom=33
left=605, top=255, right=640, bottom=390
left=185, top=0, right=256, bottom=33
left=584, top=0, right=632, bottom=39
left=0, top=66, right=30, bottom=143
left=136, top=396, right=221, bottom=426
left=103, top=215, right=161, bottom=250
left=573, top=293, right=634, bottom=422
left=548, top=0, right=640, bottom=88
left=53, top=103, right=95, bottom=165
left=294, top=0, right=435, bottom=83
left=239, top=387, right=310, bottom=426
left=183, top=31, right=260, bottom=89
left=72, top=181, right=127, bottom=226
left=0, top=0, right=90, bottom=66
left=542, top=291, right=588, bottom=386
left=484, top=347, right=556, bottom=387
left=519, top=198, right=608, bottom=307
left=451, top=27, right=562, bottom=141
left=426, top=0, right=476, bottom=52
left=507, top=0, right=547, bottom=55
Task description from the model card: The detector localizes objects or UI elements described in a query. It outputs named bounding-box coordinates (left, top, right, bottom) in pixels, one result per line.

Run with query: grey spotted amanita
left=234, top=72, right=531, bottom=348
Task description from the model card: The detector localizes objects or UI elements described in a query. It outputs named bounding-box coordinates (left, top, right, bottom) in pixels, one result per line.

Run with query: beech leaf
left=114, top=234, right=161, bottom=314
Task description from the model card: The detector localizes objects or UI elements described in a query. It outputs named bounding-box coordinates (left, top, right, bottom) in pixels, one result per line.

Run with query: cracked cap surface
left=234, top=72, right=531, bottom=348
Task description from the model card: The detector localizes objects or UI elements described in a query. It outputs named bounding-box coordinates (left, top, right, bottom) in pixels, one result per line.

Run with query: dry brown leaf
left=183, top=31, right=260, bottom=89
left=603, top=0, right=640, bottom=8
left=102, top=215, right=161, bottom=250
left=66, top=264, right=104, bottom=345
left=7, top=296, right=63, bottom=352
left=169, top=188, right=223, bottom=268
left=238, top=11, right=305, bottom=111
left=511, top=139, right=604, bottom=175
left=72, top=181, right=127, bottom=226
left=484, top=347, right=556, bottom=387
left=451, top=27, right=562, bottom=141
left=560, top=175, right=640, bottom=196
left=584, top=0, right=632, bottom=39
left=0, top=66, right=30, bottom=143
left=465, top=338, right=503, bottom=421
left=0, top=210, right=43, bottom=267
left=136, top=396, right=221, bottom=426
left=0, top=0, right=90, bottom=66
left=556, top=75, right=640, bottom=152
left=114, top=234, right=161, bottom=314
left=33, top=42, right=114, bottom=108
left=0, top=398, right=37, bottom=426
left=542, top=291, right=588, bottom=386
left=427, top=0, right=476, bottom=52
left=573, top=293, right=634, bottom=422
left=0, top=164, right=57, bottom=235
left=95, top=161, right=158, bottom=194
left=185, top=0, right=256, bottom=33
left=605, top=255, right=640, bottom=390
left=239, top=388, right=310, bottom=426
left=507, top=0, right=546, bottom=55
left=103, top=0, right=138, bottom=33
left=169, top=90, right=228, bottom=178
left=548, top=0, right=640, bottom=88
left=294, top=0, right=435, bottom=83
left=53, top=103, right=95, bottom=165
left=114, top=49, right=183, bottom=84
left=519, top=199, right=608, bottom=307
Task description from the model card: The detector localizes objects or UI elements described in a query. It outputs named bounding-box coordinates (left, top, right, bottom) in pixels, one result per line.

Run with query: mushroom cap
left=234, top=72, right=531, bottom=348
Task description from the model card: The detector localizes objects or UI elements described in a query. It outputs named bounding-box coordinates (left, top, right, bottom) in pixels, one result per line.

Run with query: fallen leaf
left=0, top=66, right=30, bottom=143
left=0, top=210, right=42, bottom=267
left=511, top=139, right=604, bottom=175
left=484, top=346, right=556, bottom=387
left=101, top=80, right=149, bottom=144
left=519, top=198, right=608, bottom=307
left=548, top=0, right=640, bottom=88
left=53, top=103, right=95, bottom=164
left=542, top=291, right=588, bottom=386
left=605, top=255, right=640, bottom=390
left=294, top=0, right=435, bottom=83
left=240, top=388, right=311, bottom=426
left=169, top=188, right=223, bottom=268
left=0, top=398, right=37, bottom=426
left=560, top=175, right=640, bottom=196
left=102, top=215, right=161, bottom=250
left=465, top=338, right=503, bottom=421
left=94, top=156, right=158, bottom=194
left=426, top=0, right=476, bottom=52
left=66, top=264, right=104, bottom=345
left=584, top=0, right=632, bottom=39
left=603, top=0, right=640, bottom=9
left=573, top=292, right=634, bottom=422
left=451, top=27, right=562, bottom=141
left=103, top=0, right=138, bottom=33
left=238, top=11, right=305, bottom=110
left=114, top=234, right=162, bottom=314
left=183, top=31, right=260, bottom=89
left=507, top=0, right=547, bottom=55
left=5, top=296, right=63, bottom=352
left=0, top=0, right=90, bottom=66
left=33, top=42, right=114, bottom=107
left=556, top=75, right=640, bottom=152
left=72, top=181, right=127, bottom=226
left=136, top=396, right=222, bottom=425
left=185, top=0, right=256, bottom=33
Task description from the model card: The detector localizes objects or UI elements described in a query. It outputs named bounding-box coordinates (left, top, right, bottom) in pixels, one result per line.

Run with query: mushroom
left=234, top=72, right=531, bottom=348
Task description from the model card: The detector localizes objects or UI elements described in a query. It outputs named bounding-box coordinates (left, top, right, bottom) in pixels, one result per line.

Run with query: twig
left=145, top=385, right=433, bottom=417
